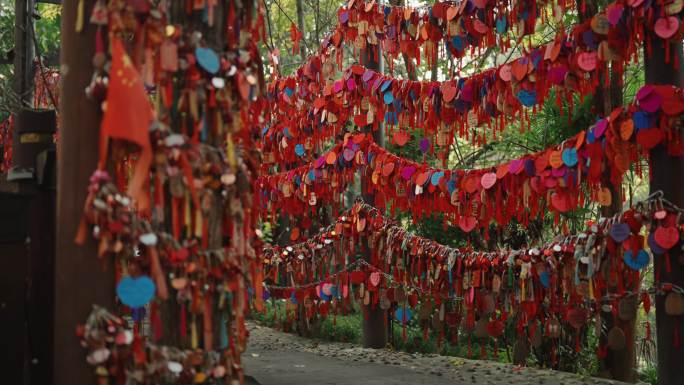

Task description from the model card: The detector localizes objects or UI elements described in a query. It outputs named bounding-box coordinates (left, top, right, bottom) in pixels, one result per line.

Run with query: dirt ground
left=243, top=322, right=641, bottom=385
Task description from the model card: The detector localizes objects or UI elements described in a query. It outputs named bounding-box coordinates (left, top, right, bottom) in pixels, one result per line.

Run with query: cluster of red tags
left=75, top=0, right=267, bottom=384
left=69, top=0, right=684, bottom=382
left=79, top=306, right=237, bottom=385
left=78, top=169, right=264, bottom=384
left=33, top=66, right=60, bottom=109
left=259, top=84, right=684, bottom=232
left=264, top=0, right=684, bottom=165
left=0, top=66, right=58, bottom=174
left=263, top=199, right=684, bottom=361
left=0, top=116, right=13, bottom=173
left=287, top=0, right=566, bottom=81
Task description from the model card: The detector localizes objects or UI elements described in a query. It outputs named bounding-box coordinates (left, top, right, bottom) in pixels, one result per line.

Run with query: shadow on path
left=244, top=349, right=451, bottom=385
left=244, top=375, right=261, bottom=385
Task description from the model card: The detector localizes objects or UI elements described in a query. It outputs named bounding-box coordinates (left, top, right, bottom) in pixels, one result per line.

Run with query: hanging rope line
left=259, top=84, right=684, bottom=233
left=261, top=190, right=684, bottom=355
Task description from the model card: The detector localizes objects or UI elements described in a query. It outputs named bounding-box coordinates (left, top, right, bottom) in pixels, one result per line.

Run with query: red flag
left=100, top=37, right=153, bottom=212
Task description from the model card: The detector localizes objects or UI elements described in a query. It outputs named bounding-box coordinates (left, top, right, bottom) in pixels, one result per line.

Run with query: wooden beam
left=644, top=34, right=684, bottom=385
left=54, top=1, right=114, bottom=385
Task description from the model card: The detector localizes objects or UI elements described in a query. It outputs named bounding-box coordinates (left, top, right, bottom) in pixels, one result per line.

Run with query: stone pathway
left=243, top=322, right=640, bottom=385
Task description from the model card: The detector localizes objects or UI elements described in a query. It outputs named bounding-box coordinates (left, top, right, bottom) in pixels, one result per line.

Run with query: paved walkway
left=243, top=323, right=637, bottom=385
left=244, top=349, right=454, bottom=385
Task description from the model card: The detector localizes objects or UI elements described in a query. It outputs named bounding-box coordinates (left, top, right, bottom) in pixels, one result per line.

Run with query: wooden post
left=361, top=44, right=387, bottom=349
left=644, top=34, right=684, bottom=385
left=54, top=1, right=115, bottom=385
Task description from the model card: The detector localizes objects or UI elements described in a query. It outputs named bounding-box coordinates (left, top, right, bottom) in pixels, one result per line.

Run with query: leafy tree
left=0, top=1, right=61, bottom=118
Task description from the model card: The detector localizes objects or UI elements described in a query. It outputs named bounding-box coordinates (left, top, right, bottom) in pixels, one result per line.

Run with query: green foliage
left=252, top=300, right=362, bottom=344
left=554, top=326, right=600, bottom=376
left=0, top=0, right=14, bottom=59
left=316, top=313, right=362, bottom=344
left=251, top=299, right=283, bottom=328
left=34, top=4, right=61, bottom=58
left=638, top=364, right=658, bottom=385
left=383, top=130, right=470, bottom=248
left=496, top=90, right=596, bottom=157
left=258, top=221, right=275, bottom=244
left=0, top=1, right=61, bottom=118
left=0, top=0, right=16, bottom=118
left=263, top=0, right=342, bottom=78
left=389, top=321, right=510, bottom=363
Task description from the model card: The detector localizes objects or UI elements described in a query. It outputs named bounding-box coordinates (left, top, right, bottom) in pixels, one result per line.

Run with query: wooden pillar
left=54, top=1, right=114, bottom=385
left=360, top=44, right=387, bottom=349
left=644, top=33, right=684, bottom=385
left=0, top=191, right=32, bottom=385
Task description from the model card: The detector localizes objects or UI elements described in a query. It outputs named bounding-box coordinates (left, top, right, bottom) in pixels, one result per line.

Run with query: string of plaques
left=264, top=0, right=684, bottom=165
left=262, top=194, right=684, bottom=361
left=259, top=84, right=684, bottom=232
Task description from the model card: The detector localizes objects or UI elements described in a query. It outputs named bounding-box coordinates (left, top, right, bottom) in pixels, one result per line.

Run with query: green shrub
left=314, top=313, right=362, bottom=344
left=638, top=364, right=658, bottom=385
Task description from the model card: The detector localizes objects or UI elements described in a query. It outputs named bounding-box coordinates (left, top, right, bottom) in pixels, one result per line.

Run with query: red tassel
left=290, top=23, right=301, bottom=55
left=666, top=40, right=671, bottom=65
left=172, top=198, right=180, bottom=239
left=597, top=343, right=607, bottom=359
left=152, top=302, right=162, bottom=342
left=675, top=48, right=680, bottom=70
left=132, top=328, right=146, bottom=364
left=674, top=322, right=681, bottom=348
left=643, top=292, right=651, bottom=313
left=180, top=303, right=187, bottom=339
left=665, top=252, right=672, bottom=273
left=95, top=27, right=104, bottom=53
left=450, top=328, right=459, bottom=345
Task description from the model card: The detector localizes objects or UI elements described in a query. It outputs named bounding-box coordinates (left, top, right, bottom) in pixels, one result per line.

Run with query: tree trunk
left=275, top=0, right=307, bottom=324
left=600, top=70, right=636, bottom=383
left=295, top=0, right=306, bottom=61
left=576, top=2, right=635, bottom=380
left=13, top=0, right=34, bottom=108
left=361, top=41, right=387, bottom=349
left=644, top=33, right=684, bottom=385
left=431, top=57, right=438, bottom=82
left=313, top=0, right=320, bottom=44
